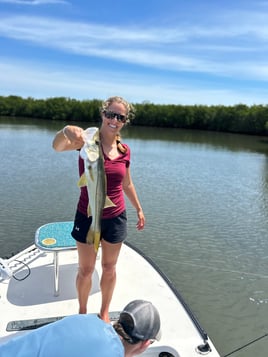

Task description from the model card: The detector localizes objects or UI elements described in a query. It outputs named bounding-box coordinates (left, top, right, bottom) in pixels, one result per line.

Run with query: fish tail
left=86, top=229, right=101, bottom=252
left=94, top=232, right=101, bottom=253
left=86, top=229, right=94, bottom=245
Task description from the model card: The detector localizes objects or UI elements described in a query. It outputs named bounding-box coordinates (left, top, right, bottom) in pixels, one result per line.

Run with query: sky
left=1, top=0, right=268, bottom=106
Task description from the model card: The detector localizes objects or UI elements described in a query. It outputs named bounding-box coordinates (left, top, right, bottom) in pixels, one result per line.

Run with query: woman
left=52, top=96, right=145, bottom=322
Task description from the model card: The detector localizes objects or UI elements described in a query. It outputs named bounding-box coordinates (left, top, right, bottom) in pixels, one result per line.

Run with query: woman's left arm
left=122, top=167, right=145, bottom=230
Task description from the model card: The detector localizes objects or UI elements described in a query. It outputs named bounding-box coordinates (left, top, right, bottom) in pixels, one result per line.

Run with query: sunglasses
left=103, top=110, right=127, bottom=123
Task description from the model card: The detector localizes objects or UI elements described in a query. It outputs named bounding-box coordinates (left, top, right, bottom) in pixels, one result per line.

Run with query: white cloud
left=1, top=14, right=268, bottom=81
left=1, top=4, right=268, bottom=105
left=0, top=58, right=267, bottom=105
left=0, top=0, right=68, bottom=5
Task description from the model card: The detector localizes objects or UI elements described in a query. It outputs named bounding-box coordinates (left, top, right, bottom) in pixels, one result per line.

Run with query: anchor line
left=223, top=333, right=268, bottom=357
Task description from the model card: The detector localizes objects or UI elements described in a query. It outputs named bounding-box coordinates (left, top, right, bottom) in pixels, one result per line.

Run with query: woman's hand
left=136, top=209, right=145, bottom=230
left=52, top=125, right=85, bottom=151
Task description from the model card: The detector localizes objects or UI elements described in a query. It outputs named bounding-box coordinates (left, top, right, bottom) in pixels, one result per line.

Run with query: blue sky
left=1, top=0, right=268, bottom=105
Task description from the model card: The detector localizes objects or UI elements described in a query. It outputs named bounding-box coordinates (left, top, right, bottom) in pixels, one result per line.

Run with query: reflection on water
left=124, top=125, right=268, bottom=154
left=1, top=115, right=268, bottom=153
left=0, top=117, right=268, bottom=356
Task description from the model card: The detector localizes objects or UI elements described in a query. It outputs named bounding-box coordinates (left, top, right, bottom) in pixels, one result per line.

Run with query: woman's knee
left=102, top=261, right=117, bottom=274
left=78, top=265, right=95, bottom=278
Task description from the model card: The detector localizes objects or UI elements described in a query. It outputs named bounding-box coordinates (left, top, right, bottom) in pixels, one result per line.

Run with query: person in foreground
left=52, top=96, right=145, bottom=321
left=0, top=300, right=161, bottom=357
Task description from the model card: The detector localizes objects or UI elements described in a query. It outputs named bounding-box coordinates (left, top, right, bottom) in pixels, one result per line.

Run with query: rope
left=223, top=333, right=268, bottom=357
left=12, top=259, right=31, bottom=281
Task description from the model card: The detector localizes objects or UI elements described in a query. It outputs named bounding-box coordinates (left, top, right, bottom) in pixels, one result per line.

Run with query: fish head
left=80, top=127, right=100, bottom=163
left=84, top=146, right=99, bottom=162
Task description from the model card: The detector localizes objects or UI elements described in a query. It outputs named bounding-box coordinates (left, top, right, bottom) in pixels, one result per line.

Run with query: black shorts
left=71, top=210, right=127, bottom=244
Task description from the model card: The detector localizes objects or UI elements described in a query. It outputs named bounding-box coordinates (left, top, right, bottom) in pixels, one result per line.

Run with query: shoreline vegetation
left=0, top=95, right=267, bottom=136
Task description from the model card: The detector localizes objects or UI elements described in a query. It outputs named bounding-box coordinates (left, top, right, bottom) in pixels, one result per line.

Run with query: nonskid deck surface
left=0, top=242, right=220, bottom=356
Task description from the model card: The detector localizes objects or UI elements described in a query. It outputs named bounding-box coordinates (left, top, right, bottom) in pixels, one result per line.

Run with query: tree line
left=0, top=95, right=267, bottom=136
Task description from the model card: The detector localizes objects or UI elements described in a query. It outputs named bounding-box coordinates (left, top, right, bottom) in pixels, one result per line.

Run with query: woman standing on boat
left=52, top=96, right=145, bottom=321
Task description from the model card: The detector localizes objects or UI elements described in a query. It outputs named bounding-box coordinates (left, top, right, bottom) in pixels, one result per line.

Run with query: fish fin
left=87, top=205, right=92, bottom=217
left=104, top=196, right=116, bottom=208
left=77, top=173, right=87, bottom=187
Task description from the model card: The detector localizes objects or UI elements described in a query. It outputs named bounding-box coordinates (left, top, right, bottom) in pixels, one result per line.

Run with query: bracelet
left=62, top=126, right=69, bottom=140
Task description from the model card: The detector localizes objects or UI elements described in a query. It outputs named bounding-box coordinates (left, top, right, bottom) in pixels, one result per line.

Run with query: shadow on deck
left=7, top=264, right=100, bottom=306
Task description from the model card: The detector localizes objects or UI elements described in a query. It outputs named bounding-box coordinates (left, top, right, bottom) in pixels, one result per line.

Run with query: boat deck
left=0, top=241, right=220, bottom=356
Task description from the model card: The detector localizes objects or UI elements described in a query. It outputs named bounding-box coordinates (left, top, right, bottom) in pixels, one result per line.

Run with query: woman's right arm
left=52, top=125, right=85, bottom=152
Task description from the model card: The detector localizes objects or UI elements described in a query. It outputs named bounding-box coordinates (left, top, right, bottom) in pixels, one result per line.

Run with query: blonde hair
left=113, top=321, right=140, bottom=344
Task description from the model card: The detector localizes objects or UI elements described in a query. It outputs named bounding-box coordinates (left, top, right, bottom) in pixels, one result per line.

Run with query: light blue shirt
left=0, top=315, right=124, bottom=356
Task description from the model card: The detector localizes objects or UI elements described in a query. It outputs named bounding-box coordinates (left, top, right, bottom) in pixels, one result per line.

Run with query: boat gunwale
left=124, top=240, right=209, bottom=344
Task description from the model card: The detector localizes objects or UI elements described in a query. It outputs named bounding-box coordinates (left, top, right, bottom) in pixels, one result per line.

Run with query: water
left=1, top=117, right=268, bottom=356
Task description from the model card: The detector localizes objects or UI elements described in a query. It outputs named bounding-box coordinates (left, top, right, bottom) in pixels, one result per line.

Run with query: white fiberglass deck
left=0, top=231, right=220, bottom=356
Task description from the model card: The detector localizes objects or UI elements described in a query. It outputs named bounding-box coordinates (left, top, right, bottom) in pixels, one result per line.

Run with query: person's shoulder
left=73, top=315, right=124, bottom=356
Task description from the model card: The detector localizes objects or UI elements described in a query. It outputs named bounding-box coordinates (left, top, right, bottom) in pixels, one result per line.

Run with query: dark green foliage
left=0, top=95, right=102, bottom=123
left=0, top=95, right=267, bottom=135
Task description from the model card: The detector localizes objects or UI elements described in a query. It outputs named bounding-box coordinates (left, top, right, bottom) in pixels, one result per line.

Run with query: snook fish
left=78, top=127, right=115, bottom=251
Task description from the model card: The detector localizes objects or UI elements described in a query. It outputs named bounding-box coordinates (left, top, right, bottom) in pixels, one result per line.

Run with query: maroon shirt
left=77, top=144, right=130, bottom=219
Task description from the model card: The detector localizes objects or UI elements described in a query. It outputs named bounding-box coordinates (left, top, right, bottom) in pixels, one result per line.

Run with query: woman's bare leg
left=76, top=241, right=97, bottom=314
left=99, top=240, right=122, bottom=322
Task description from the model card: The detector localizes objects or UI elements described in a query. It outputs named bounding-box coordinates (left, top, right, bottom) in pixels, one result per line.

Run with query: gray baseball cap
left=119, top=300, right=161, bottom=342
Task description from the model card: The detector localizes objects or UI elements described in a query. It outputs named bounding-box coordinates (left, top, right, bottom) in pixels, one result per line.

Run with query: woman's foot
left=98, top=312, right=110, bottom=323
